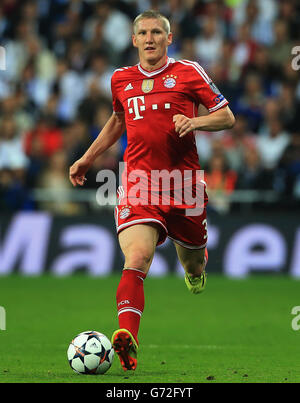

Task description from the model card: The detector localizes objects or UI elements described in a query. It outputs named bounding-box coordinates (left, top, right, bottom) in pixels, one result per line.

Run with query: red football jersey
left=111, top=56, right=228, bottom=192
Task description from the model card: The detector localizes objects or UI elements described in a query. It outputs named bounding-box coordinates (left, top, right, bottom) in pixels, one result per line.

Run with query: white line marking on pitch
left=146, top=344, right=222, bottom=349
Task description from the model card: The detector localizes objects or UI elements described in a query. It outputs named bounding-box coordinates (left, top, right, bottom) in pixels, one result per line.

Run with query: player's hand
left=69, top=157, right=91, bottom=187
left=173, top=114, right=196, bottom=138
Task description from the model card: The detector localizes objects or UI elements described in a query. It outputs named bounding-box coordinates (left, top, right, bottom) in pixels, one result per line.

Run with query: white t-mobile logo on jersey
left=128, top=96, right=171, bottom=120
left=128, top=96, right=145, bottom=120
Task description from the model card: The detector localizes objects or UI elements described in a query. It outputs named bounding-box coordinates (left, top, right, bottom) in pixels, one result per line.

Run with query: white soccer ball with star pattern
left=67, top=330, right=114, bottom=374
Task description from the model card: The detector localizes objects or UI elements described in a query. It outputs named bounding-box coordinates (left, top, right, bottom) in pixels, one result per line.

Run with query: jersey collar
left=137, top=57, right=175, bottom=77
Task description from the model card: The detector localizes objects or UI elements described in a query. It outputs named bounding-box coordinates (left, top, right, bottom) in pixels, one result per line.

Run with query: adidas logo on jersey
left=124, top=83, right=133, bottom=91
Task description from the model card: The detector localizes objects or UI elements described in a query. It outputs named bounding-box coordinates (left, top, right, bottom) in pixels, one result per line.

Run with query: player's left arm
left=173, top=105, right=235, bottom=138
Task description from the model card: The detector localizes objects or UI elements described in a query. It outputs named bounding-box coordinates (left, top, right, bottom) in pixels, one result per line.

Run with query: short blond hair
left=133, top=10, right=171, bottom=35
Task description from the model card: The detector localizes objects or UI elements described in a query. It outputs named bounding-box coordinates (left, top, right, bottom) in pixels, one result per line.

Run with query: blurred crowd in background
left=0, top=0, right=300, bottom=214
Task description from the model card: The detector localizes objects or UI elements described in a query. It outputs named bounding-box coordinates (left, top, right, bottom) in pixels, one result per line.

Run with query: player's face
left=132, top=18, right=172, bottom=67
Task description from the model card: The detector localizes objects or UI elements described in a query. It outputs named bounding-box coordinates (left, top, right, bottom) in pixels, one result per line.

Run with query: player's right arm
left=69, top=112, right=125, bottom=187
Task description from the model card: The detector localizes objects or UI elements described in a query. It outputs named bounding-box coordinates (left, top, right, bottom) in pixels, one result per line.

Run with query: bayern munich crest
left=163, top=74, right=177, bottom=88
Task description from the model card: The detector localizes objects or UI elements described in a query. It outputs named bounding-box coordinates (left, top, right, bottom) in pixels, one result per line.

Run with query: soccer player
left=69, top=10, right=235, bottom=371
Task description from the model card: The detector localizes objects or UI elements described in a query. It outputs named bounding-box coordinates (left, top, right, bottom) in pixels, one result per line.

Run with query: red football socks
left=116, top=268, right=147, bottom=344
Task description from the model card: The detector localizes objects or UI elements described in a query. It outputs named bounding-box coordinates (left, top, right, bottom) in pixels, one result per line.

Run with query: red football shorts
left=114, top=183, right=208, bottom=249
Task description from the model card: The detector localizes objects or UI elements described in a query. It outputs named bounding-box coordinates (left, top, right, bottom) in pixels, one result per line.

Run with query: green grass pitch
left=0, top=274, right=299, bottom=383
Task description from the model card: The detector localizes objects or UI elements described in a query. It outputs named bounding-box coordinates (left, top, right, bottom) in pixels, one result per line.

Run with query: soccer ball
left=67, top=330, right=114, bottom=374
